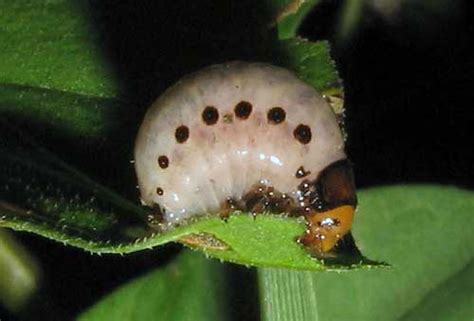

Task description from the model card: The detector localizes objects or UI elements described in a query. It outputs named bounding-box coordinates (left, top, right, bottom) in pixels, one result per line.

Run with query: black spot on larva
left=294, top=124, right=312, bottom=144
left=202, top=106, right=219, bottom=125
left=295, top=166, right=311, bottom=178
left=158, top=156, right=169, bottom=168
left=156, top=187, right=164, bottom=195
left=268, top=107, right=286, bottom=124
left=175, top=125, right=189, bottom=143
left=234, top=101, right=252, bottom=119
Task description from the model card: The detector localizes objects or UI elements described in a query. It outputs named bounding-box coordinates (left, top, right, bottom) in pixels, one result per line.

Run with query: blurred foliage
left=78, top=251, right=227, bottom=321
left=0, top=229, right=40, bottom=313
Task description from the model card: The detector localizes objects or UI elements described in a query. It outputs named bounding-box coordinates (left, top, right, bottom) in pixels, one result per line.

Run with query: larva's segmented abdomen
left=134, top=62, right=346, bottom=223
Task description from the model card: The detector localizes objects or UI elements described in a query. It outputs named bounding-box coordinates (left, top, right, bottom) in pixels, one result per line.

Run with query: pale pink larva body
left=134, top=62, right=356, bottom=255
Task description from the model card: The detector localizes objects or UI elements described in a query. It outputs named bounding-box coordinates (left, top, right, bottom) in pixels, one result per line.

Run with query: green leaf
left=401, top=260, right=474, bottom=321
left=276, top=0, right=320, bottom=39
left=276, top=38, right=341, bottom=94
left=0, top=123, right=149, bottom=246
left=0, top=84, right=119, bottom=138
left=273, top=1, right=343, bottom=97
left=77, top=250, right=227, bottom=321
left=0, top=0, right=118, bottom=98
left=0, top=0, right=122, bottom=141
left=259, top=185, right=474, bottom=321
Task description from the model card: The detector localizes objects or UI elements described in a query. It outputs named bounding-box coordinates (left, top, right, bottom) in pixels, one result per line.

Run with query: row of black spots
left=156, top=156, right=168, bottom=196
left=201, top=102, right=287, bottom=125
left=267, top=107, right=312, bottom=145
left=173, top=103, right=311, bottom=144
left=203, top=103, right=312, bottom=144
left=155, top=120, right=190, bottom=197
left=266, top=106, right=312, bottom=145
left=156, top=104, right=311, bottom=194
left=200, top=101, right=253, bottom=126
left=201, top=101, right=254, bottom=123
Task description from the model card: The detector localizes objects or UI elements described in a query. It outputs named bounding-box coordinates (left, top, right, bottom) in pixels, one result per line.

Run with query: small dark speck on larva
left=223, top=114, right=233, bottom=123
left=234, top=101, right=252, bottom=119
left=294, top=124, right=312, bottom=144
left=202, top=106, right=219, bottom=125
left=158, top=155, right=169, bottom=168
left=267, top=107, right=286, bottom=124
left=295, top=166, right=311, bottom=178
left=175, top=125, right=189, bottom=143
left=156, top=187, right=164, bottom=195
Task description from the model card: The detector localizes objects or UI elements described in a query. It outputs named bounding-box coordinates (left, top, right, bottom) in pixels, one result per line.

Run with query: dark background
left=3, top=0, right=473, bottom=320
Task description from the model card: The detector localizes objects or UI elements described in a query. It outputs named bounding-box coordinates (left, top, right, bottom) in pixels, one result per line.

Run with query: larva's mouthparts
left=298, top=158, right=357, bottom=255
left=299, top=205, right=355, bottom=255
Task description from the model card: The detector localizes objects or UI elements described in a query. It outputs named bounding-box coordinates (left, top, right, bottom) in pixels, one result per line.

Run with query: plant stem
left=259, top=268, right=320, bottom=321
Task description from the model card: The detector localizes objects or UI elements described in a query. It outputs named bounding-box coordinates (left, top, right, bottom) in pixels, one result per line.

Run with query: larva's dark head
left=314, top=159, right=357, bottom=210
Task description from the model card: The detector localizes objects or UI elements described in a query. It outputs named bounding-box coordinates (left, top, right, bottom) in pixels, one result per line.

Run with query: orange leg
left=300, top=205, right=355, bottom=256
